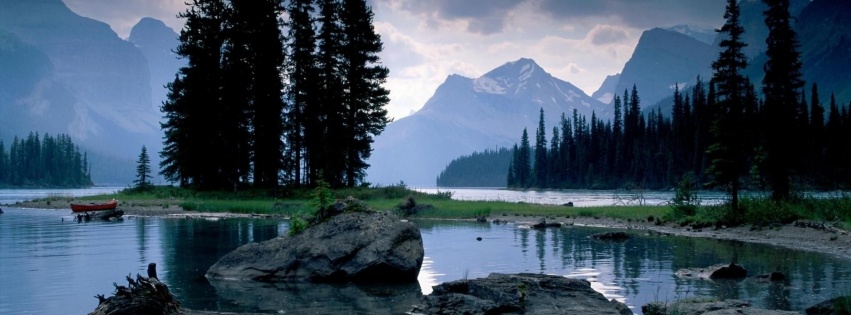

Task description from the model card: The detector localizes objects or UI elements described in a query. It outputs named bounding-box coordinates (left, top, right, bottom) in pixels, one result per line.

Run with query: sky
left=62, top=0, right=727, bottom=120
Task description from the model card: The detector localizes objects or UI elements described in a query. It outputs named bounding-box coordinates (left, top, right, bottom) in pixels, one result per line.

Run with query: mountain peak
left=474, top=58, right=548, bottom=95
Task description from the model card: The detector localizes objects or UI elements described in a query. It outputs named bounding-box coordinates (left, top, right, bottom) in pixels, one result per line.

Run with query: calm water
left=417, top=188, right=732, bottom=206
left=1, top=208, right=849, bottom=314
left=0, top=187, right=123, bottom=205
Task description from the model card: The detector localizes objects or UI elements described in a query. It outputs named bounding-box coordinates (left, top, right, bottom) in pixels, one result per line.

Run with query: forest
left=436, top=148, right=513, bottom=187
left=502, top=0, right=851, bottom=207
left=160, top=0, right=389, bottom=191
left=0, top=132, right=93, bottom=188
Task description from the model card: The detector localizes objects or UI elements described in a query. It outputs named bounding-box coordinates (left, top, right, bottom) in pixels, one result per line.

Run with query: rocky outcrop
left=642, top=299, right=799, bottom=315
left=530, top=218, right=562, bottom=229
left=206, top=211, right=424, bottom=283
left=806, top=296, right=851, bottom=315
left=675, top=263, right=747, bottom=280
left=410, top=273, right=633, bottom=315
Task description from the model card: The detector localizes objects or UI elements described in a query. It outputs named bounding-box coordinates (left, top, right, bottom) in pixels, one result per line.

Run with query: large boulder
left=206, top=211, right=424, bottom=283
left=410, top=273, right=633, bottom=315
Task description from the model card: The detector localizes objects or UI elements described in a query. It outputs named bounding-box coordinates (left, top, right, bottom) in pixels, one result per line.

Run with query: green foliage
left=133, top=145, right=152, bottom=190
left=437, top=148, right=512, bottom=187
left=670, top=173, right=700, bottom=218
left=310, top=177, right=333, bottom=209
left=0, top=133, right=92, bottom=188
left=288, top=216, right=308, bottom=236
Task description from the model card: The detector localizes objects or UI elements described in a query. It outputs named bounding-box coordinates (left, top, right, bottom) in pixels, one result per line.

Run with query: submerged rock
left=530, top=218, right=562, bottom=229
left=642, top=298, right=799, bottom=315
left=410, top=273, right=633, bottom=315
left=675, top=263, right=747, bottom=280
left=206, top=211, right=424, bottom=283
left=592, top=231, right=631, bottom=241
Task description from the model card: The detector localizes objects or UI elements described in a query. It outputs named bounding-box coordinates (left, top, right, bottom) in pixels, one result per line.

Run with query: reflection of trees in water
left=528, top=226, right=851, bottom=311
left=159, top=218, right=283, bottom=311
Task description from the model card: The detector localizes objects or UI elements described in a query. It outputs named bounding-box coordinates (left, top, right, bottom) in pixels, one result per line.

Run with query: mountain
left=613, top=28, right=715, bottom=109
left=0, top=0, right=161, bottom=184
left=366, top=58, right=611, bottom=187
left=129, top=17, right=184, bottom=114
left=666, top=24, right=717, bottom=45
left=591, top=73, right=620, bottom=104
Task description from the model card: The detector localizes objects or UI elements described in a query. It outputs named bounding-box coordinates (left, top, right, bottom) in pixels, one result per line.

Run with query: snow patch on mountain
left=473, top=76, right=506, bottom=94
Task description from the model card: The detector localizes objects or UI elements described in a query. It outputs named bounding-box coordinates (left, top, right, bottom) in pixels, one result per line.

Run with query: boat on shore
left=70, top=199, right=123, bottom=220
left=71, top=199, right=118, bottom=213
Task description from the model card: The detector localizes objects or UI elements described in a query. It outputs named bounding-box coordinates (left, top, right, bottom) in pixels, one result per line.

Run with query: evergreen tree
left=517, top=128, right=532, bottom=188
left=160, top=0, right=228, bottom=188
left=340, top=0, right=391, bottom=187
left=311, top=0, right=345, bottom=186
left=134, top=146, right=152, bottom=189
left=706, top=0, right=750, bottom=213
left=761, top=0, right=805, bottom=201
left=533, top=108, right=548, bottom=187
left=284, top=0, right=318, bottom=187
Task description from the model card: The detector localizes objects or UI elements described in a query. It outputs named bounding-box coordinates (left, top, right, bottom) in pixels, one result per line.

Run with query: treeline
left=436, top=148, right=512, bottom=187
left=0, top=132, right=92, bottom=187
left=507, top=80, right=851, bottom=191
left=508, top=0, right=851, bottom=200
left=161, top=0, right=389, bottom=191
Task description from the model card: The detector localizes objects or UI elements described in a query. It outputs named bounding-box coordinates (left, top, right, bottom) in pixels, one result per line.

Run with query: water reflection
left=1, top=210, right=850, bottom=314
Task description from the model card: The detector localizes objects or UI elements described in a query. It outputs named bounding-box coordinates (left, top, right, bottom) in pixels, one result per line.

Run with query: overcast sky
left=62, top=0, right=727, bottom=120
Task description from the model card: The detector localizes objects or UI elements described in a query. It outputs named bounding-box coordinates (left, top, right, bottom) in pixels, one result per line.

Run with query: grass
left=69, top=185, right=670, bottom=221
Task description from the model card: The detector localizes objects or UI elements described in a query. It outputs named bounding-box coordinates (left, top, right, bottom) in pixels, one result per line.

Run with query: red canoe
left=70, top=199, right=118, bottom=213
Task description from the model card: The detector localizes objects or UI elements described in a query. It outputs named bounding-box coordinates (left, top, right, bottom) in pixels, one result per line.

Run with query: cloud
left=535, top=0, right=726, bottom=29
left=378, top=0, right=523, bottom=35
left=588, top=25, right=629, bottom=46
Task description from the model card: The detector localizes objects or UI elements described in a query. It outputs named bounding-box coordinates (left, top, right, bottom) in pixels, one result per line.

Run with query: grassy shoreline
left=65, top=185, right=669, bottom=221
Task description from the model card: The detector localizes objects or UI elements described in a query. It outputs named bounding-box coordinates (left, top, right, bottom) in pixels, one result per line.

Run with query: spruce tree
left=284, top=0, right=318, bottom=187
left=533, top=108, right=548, bottom=187
left=340, top=0, right=391, bottom=187
left=160, top=0, right=227, bottom=189
left=761, top=0, right=805, bottom=201
left=707, top=0, right=750, bottom=214
left=518, top=128, right=532, bottom=188
left=134, top=146, right=152, bottom=189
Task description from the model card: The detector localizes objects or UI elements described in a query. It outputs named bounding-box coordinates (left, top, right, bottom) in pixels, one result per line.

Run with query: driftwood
left=89, top=263, right=180, bottom=315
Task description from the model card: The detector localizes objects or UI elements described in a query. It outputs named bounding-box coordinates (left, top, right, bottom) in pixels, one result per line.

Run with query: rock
left=476, top=216, right=487, bottom=223
left=643, top=298, right=799, bottom=315
left=675, top=263, right=748, bottom=280
left=563, top=202, right=575, bottom=207
left=752, top=272, right=786, bottom=282
left=806, top=296, right=851, bottom=315
left=208, top=278, right=422, bottom=314
left=592, top=231, right=631, bottom=241
left=206, top=211, right=424, bottom=283
left=410, top=273, right=633, bottom=315
left=530, top=218, right=562, bottom=229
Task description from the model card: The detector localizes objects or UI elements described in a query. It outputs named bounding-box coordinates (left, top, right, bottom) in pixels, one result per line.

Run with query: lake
left=1, top=207, right=849, bottom=314
left=0, top=187, right=123, bottom=205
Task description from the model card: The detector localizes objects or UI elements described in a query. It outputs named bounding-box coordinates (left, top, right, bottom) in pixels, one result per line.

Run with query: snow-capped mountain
left=666, top=24, right=717, bottom=45
left=366, top=58, right=611, bottom=186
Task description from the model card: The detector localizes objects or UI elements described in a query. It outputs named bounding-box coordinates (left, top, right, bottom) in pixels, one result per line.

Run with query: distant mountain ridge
left=367, top=58, right=610, bottom=186
left=0, top=0, right=181, bottom=184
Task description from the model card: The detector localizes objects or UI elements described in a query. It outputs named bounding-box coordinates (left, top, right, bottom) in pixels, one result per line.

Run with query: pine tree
left=761, top=0, right=805, bottom=201
left=707, top=0, right=750, bottom=214
left=134, top=146, right=152, bottom=189
left=533, top=108, right=548, bottom=187
left=160, top=0, right=228, bottom=189
left=517, top=128, right=532, bottom=188
left=340, top=0, right=391, bottom=187
left=284, top=0, right=318, bottom=187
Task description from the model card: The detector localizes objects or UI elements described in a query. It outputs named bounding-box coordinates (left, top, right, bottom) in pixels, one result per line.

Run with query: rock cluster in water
left=206, top=211, right=424, bottom=283
left=642, top=298, right=800, bottom=315
left=410, top=273, right=633, bottom=315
